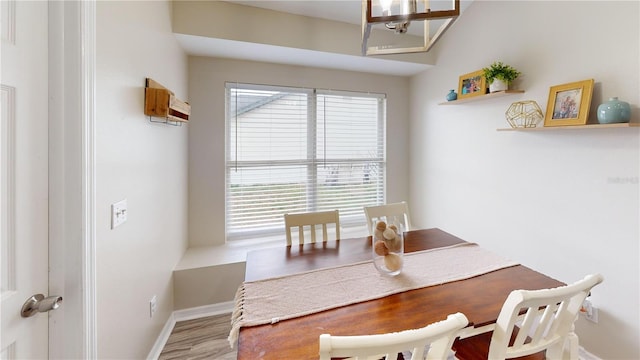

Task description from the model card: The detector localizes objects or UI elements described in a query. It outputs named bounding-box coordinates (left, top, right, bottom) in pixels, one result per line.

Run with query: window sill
left=175, top=224, right=369, bottom=271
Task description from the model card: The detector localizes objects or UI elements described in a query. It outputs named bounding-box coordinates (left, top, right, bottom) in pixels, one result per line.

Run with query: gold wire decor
left=505, top=100, right=544, bottom=128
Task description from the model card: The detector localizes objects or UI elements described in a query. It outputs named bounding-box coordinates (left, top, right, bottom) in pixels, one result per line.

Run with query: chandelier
left=362, top=0, right=460, bottom=56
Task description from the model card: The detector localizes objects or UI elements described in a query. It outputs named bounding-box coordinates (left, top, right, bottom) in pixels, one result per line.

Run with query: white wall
left=188, top=57, right=411, bottom=246
left=96, top=1, right=188, bottom=358
left=410, top=1, right=639, bottom=358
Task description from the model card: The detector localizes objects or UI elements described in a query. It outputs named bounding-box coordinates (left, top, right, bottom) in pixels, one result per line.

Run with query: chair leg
left=545, top=333, right=578, bottom=360
left=563, top=333, right=579, bottom=360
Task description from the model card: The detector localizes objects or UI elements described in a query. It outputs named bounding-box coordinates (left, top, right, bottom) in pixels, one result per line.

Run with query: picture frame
left=543, top=79, right=594, bottom=127
left=457, top=70, right=487, bottom=99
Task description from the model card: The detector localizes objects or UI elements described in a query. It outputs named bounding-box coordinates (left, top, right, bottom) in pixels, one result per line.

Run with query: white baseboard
left=173, top=301, right=235, bottom=322
left=579, top=346, right=602, bottom=360
left=146, top=301, right=235, bottom=360
left=146, top=314, right=177, bottom=360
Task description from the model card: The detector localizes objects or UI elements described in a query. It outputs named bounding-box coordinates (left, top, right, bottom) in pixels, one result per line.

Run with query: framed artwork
left=543, top=79, right=594, bottom=127
left=458, top=70, right=486, bottom=99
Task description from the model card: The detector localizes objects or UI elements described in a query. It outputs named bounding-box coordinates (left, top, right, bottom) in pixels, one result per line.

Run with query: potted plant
left=482, top=61, right=521, bottom=93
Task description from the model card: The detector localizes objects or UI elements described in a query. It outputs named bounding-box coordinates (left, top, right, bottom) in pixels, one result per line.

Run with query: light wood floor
left=159, top=313, right=237, bottom=360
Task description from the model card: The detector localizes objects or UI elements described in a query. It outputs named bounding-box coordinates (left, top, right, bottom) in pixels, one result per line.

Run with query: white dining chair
left=364, top=201, right=412, bottom=235
left=453, top=273, right=604, bottom=360
left=284, top=210, right=340, bottom=245
left=319, top=312, right=468, bottom=360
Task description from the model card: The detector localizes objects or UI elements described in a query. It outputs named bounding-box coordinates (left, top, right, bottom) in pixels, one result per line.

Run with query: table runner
left=228, top=242, right=518, bottom=347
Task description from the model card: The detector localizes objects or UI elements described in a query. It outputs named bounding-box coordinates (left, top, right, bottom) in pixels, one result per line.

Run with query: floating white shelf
left=497, top=123, right=639, bottom=131
left=439, top=90, right=525, bottom=105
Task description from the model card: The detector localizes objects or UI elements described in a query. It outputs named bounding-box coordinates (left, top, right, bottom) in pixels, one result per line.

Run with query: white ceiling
left=231, top=0, right=372, bottom=28
left=230, top=0, right=468, bottom=34
left=176, top=0, right=472, bottom=77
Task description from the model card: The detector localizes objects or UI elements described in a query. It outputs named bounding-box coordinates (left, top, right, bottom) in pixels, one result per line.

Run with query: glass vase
left=372, top=219, right=404, bottom=276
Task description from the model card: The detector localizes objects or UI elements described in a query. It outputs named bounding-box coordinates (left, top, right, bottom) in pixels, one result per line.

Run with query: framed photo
left=458, top=70, right=486, bottom=99
left=543, top=79, right=594, bottom=127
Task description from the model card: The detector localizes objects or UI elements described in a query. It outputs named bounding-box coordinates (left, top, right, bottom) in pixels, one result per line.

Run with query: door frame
left=48, top=1, right=97, bottom=358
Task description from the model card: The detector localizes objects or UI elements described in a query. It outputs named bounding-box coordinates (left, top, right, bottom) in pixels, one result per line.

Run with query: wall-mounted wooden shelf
left=144, top=78, right=190, bottom=123
left=497, top=123, right=640, bottom=131
left=439, top=90, right=525, bottom=105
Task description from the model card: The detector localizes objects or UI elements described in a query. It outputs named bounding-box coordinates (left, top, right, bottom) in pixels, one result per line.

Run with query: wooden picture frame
left=458, top=70, right=486, bottom=99
left=543, top=79, right=594, bottom=127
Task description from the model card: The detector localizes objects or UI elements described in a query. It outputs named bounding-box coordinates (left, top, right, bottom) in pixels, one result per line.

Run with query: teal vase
left=446, top=90, right=457, bottom=101
left=597, top=97, right=631, bottom=124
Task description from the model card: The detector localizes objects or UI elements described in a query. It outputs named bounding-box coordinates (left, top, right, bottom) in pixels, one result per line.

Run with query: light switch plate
left=111, top=199, right=127, bottom=229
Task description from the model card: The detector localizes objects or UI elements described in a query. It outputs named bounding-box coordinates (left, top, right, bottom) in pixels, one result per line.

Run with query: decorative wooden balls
left=374, top=239, right=389, bottom=256
left=383, top=253, right=402, bottom=272
left=505, top=100, right=543, bottom=128
left=373, top=220, right=403, bottom=272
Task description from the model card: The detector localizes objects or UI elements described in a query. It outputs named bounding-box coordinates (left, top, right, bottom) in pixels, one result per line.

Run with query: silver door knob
left=20, top=294, right=63, bottom=318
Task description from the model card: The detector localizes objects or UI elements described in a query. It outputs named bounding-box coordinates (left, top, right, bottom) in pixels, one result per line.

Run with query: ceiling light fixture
left=362, top=0, right=460, bottom=56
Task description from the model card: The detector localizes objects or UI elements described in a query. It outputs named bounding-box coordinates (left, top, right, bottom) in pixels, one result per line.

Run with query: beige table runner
left=228, top=242, right=518, bottom=347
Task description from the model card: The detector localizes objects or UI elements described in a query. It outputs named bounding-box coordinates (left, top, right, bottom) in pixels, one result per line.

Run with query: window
left=225, top=83, right=386, bottom=240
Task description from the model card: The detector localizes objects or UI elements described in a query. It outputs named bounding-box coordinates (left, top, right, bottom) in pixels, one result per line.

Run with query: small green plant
left=482, top=61, right=521, bottom=85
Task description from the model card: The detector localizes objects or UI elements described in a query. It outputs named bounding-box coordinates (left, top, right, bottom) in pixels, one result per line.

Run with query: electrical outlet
left=586, top=305, right=599, bottom=323
left=580, top=299, right=598, bottom=323
left=150, top=295, right=157, bottom=318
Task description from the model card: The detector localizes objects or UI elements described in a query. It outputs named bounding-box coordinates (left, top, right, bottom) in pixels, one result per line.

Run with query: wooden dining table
left=237, top=228, right=564, bottom=360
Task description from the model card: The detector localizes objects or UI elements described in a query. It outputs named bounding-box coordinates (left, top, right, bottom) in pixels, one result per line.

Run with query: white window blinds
left=225, top=83, right=386, bottom=240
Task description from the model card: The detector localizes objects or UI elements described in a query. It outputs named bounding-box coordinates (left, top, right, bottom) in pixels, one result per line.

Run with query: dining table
left=235, top=228, right=564, bottom=359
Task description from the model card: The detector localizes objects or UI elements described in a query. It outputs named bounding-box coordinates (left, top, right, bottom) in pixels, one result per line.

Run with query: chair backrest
left=284, top=210, right=340, bottom=245
left=319, top=312, right=468, bottom=360
left=488, top=273, right=604, bottom=359
left=364, top=201, right=412, bottom=235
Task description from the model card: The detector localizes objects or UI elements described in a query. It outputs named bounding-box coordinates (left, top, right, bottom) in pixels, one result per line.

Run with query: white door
left=1, top=0, right=51, bottom=358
